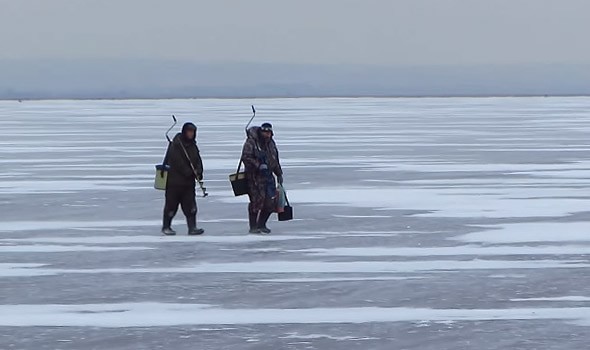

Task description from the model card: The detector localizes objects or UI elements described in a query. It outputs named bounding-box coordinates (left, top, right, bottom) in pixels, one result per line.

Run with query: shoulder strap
left=281, top=185, right=290, bottom=206
left=178, top=139, right=199, bottom=177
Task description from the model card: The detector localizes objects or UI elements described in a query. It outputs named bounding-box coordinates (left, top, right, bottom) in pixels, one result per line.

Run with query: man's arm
left=194, top=146, right=204, bottom=180
left=272, top=141, right=283, bottom=177
left=241, top=140, right=260, bottom=170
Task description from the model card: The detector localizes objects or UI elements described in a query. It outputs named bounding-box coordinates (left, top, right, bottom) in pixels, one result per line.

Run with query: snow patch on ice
left=0, top=245, right=154, bottom=253
left=0, top=180, right=150, bottom=194
left=488, top=274, right=528, bottom=279
left=0, top=263, right=53, bottom=277
left=2, top=259, right=588, bottom=277
left=310, top=230, right=403, bottom=236
left=514, top=169, right=590, bottom=179
left=285, top=187, right=590, bottom=218
left=361, top=161, right=590, bottom=173
left=0, top=220, right=161, bottom=232
left=253, top=276, right=425, bottom=283
left=332, top=215, right=393, bottom=218
left=456, top=222, right=590, bottom=244
left=1, top=303, right=590, bottom=327
left=0, top=263, right=48, bottom=269
left=0, top=219, right=246, bottom=232
left=281, top=333, right=379, bottom=341
left=511, top=296, right=590, bottom=302
left=0, top=235, right=321, bottom=245
left=299, top=245, right=590, bottom=257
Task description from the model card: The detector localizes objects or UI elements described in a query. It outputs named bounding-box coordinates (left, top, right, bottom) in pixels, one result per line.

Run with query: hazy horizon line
left=3, top=93, right=590, bottom=102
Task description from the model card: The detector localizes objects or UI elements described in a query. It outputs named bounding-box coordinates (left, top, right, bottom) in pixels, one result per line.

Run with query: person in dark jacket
left=241, top=122, right=283, bottom=234
left=161, top=122, right=204, bottom=236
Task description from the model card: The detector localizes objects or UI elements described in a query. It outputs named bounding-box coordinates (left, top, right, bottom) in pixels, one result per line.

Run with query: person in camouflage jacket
left=241, top=123, right=283, bottom=234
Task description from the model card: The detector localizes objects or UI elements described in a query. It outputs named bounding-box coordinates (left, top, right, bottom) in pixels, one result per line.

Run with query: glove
left=277, top=175, right=283, bottom=185
left=259, top=164, right=268, bottom=171
left=197, top=173, right=203, bottom=181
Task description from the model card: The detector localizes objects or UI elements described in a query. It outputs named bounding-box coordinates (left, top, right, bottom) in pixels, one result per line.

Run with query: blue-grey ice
left=1, top=97, right=590, bottom=349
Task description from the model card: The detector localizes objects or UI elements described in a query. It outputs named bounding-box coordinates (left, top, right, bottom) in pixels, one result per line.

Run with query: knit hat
left=260, top=122, right=273, bottom=134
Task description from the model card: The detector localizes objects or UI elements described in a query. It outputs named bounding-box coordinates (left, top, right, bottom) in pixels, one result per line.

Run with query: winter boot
left=162, top=214, right=175, bottom=235
left=188, top=227, right=205, bottom=235
left=162, top=227, right=176, bottom=236
left=187, top=216, right=204, bottom=235
left=257, top=211, right=273, bottom=234
left=249, top=212, right=261, bottom=234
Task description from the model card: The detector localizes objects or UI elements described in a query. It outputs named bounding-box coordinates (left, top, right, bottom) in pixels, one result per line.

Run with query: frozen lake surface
left=1, top=97, right=590, bottom=349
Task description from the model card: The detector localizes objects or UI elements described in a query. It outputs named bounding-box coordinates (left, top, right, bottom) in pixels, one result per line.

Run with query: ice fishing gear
left=177, top=119, right=208, bottom=197
left=176, top=132, right=208, bottom=197
left=230, top=106, right=257, bottom=196
left=154, top=164, right=169, bottom=190
left=229, top=160, right=248, bottom=196
left=245, top=105, right=256, bottom=132
left=277, top=184, right=287, bottom=213
left=198, top=181, right=208, bottom=197
left=166, top=115, right=178, bottom=142
left=154, top=116, right=178, bottom=190
left=177, top=139, right=208, bottom=198
left=278, top=188, right=293, bottom=222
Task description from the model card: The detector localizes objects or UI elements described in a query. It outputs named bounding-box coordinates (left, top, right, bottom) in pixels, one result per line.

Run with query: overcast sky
left=1, top=0, right=589, bottom=66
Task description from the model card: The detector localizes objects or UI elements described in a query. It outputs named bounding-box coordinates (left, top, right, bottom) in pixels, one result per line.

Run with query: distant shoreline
left=2, top=94, right=590, bottom=102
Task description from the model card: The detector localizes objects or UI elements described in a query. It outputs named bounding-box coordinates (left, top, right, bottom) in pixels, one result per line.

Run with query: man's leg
left=249, top=183, right=271, bottom=233
left=247, top=192, right=261, bottom=233
left=180, top=186, right=202, bottom=235
left=257, top=195, right=275, bottom=234
left=163, top=187, right=182, bottom=235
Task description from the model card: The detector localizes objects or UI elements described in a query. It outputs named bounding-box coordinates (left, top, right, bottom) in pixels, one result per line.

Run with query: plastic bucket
left=154, top=164, right=169, bottom=190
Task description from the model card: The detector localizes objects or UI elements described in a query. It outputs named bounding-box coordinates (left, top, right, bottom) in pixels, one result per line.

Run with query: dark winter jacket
left=163, top=124, right=203, bottom=188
